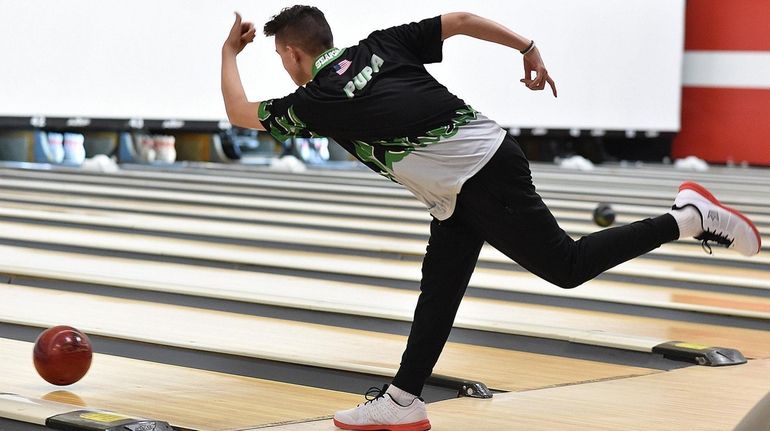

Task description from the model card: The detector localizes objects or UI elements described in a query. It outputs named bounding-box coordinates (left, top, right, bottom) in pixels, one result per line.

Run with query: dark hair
left=264, top=5, right=333, bottom=55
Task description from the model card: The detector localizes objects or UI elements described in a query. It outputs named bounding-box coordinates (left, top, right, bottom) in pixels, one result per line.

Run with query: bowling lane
left=0, top=214, right=768, bottom=318
left=168, top=159, right=770, bottom=186
left=3, top=166, right=770, bottom=218
left=0, top=286, right=658, bottom=393
left=16, top=164, right=770, bottom=208
left=423, top=359, right=770, bottom=431
left=122, top=157, right=770, bottom=185
left=0, top=169, right=416, bottom=206
left=0, top=173, right=768, bottom=260
left=5, top=163, right=770, bottom=217
left=0, top=180, right=767, bottom=272
left=0, top=176, right=427, bottom=219
left=2, top=248, right=770, bottom=359
left=263, top=359, right=770, bottom=431
left=0, top=161, right=767, bottom=431
left=533, top=162, right=770, bottom=186
left=0, top=202, right=766, bottom=289
left=0, top=338, right=360, bottom=431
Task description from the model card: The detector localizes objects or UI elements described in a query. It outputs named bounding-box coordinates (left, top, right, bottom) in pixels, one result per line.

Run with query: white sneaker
left=673, top=181, right=761, bottom=256
left=333, top=385, right=431, bottom=431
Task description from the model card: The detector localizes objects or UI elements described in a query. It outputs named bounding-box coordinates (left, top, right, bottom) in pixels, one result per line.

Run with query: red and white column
left=672, top=0, right=770, bottom=166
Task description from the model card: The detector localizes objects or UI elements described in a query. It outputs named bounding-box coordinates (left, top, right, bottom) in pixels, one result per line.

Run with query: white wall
left=0, top=0, right=684, bottom=131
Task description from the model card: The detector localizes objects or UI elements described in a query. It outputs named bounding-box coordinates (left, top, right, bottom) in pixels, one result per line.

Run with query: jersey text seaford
left=314, top=48, right=342, bottom=70
left=343, top=54, right=385, bottom=98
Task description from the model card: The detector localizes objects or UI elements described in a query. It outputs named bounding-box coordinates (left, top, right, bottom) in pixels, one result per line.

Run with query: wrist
left=520, top=40, right=535, bottom=55
left=222, top=45, right=237, bottom=56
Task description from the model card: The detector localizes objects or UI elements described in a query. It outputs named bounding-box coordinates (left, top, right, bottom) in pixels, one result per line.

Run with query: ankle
left=669, top=206, right=702, bottom=238
left=386, top=384, right=418, bottom=407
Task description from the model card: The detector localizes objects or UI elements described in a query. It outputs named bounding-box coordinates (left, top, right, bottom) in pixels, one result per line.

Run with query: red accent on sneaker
left=333, top=418, right=431, bottom=431
left=679, top=181, right=762, bottom=253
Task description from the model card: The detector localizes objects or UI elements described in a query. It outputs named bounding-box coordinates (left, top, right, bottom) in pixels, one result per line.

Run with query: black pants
left=391, top=134, right=679, bottom=396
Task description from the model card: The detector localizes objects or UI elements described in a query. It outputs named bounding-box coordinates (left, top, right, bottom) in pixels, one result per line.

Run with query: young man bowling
left=221, top=6, right=761, bottom=430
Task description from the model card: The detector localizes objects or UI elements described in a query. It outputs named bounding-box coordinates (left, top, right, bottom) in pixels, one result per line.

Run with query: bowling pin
left=63, top=133, right=86, bottom=165
left=139, top=135, right=156, bottom=163
left=155, top=135, right=176, bottom=163
left=299, top=138, right=310, bottom=161
left=318, top=138, right=330, bottom=161
left=47, top=133, right=65, bottom=163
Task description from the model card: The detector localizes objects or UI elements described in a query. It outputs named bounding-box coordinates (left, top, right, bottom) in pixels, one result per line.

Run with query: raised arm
left=221, top=13, right=266, bottom=130
left=441, top=12, right=557, bottom=97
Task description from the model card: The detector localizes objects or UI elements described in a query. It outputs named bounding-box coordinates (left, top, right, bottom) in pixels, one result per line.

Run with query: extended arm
left=221, top=13, right=266, bottom=130
left=441, top=12, right=557, bottom=97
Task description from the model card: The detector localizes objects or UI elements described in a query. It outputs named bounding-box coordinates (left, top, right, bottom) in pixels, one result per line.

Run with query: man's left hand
left=223, top=12, right=256, bottom=55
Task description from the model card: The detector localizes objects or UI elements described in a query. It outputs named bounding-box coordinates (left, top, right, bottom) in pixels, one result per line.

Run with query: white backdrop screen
left=0, top=0, right=684, bottom=131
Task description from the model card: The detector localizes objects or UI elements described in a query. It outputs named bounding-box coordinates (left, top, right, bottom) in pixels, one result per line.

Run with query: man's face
left=275, top=38, right=306, bottom=86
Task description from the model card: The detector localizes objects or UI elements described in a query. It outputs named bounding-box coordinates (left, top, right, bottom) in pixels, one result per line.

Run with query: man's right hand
left=520, top=47, right=557, bottom=98
left=223, top=12, right=256, bottom=55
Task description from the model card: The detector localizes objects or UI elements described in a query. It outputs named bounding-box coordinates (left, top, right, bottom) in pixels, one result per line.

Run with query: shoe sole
left=333, top=418, right=431, bottom=431
left=679, top=181, right=761, bottom=255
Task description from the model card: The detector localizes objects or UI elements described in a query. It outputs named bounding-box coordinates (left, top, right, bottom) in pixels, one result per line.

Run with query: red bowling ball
left=33, top=325, right=93, bottom=386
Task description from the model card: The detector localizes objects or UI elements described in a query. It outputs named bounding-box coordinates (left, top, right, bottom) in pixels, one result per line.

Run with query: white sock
left=386, top=384, right=418, bottom=406
left=669, top=206, right=702, bottom=238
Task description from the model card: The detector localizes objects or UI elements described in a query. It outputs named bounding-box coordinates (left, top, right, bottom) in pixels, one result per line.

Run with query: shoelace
left=695, top=228, right=733, bottom=255
left=361, top=384, right=389, bottom=406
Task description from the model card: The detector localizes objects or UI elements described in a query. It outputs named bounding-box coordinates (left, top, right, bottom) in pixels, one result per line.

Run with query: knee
left=547, top=274, right=584, bottom=290
left=555, top=279, right=582, bottom=289
left=553, top=279, right=582, bottom=289
left=540, top=251, right=585, bottom=289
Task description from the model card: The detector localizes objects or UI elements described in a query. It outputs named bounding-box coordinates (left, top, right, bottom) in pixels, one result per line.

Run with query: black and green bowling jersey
left=258, top=16, right=506, bottom=220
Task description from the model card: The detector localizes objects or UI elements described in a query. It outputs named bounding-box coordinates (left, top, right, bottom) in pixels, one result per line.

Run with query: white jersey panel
left=392, top=114, right=506, bottom=220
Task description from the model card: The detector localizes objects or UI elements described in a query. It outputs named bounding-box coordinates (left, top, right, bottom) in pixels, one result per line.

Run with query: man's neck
left=311, top=47, right=345, bottom=79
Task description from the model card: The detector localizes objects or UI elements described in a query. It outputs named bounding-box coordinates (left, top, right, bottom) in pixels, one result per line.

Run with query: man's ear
left=286, top=45, right=301, bottom=64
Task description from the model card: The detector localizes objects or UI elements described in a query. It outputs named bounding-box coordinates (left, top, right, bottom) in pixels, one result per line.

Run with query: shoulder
left=365, top=16, right=441, bottom=41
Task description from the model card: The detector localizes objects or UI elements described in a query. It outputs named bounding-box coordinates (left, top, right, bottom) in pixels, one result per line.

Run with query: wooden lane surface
left=532, top=170, right=770, bottom=195
left=127, top=165, right=770, bottom=218
left=533, top=163, right=770, bottom=184
left=3, top=168, right=770, bottom=217
left=0, top=177, right=425, bottom=218
left=4, top=185, right=769, bottom=247
left=0, top=172, right=770, bottom=243
left=79, top=163, right=770, bottom=204
left=540, top=190, right=770, bottom=217
left=264, top=359, right=770, bottom=431
left=266, top=162, right=770, bottom=191
left=2, top=190, right=770, bottom=265
left=0, top=202, right=767, bottom=288
left=15, top=165, right=770, bottom=205
left=55, top=160, right=770, bottom=185
left=428, top=359, right=770, bottom=431
left=3, top=170, right=770, bottom=238
left=0, top=168, right=405, bottom=198
left=185, top=160, right=770, bottom=186
left=0, top=338, right=360, bottom=431
left=0, top=286, right=657, bottom=392
left=123, top=157, right=770, bottom=183
left=538, top=171, right=769, bottom=200
left=115, top=161, right=770, bottom=215
left=2, top=246, right=770, bottom=358
left=1, top=218, right=769, bottom=321
left=0, top=394, right=79, bottom=426
left=0, top=170, right=411, bottom=204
